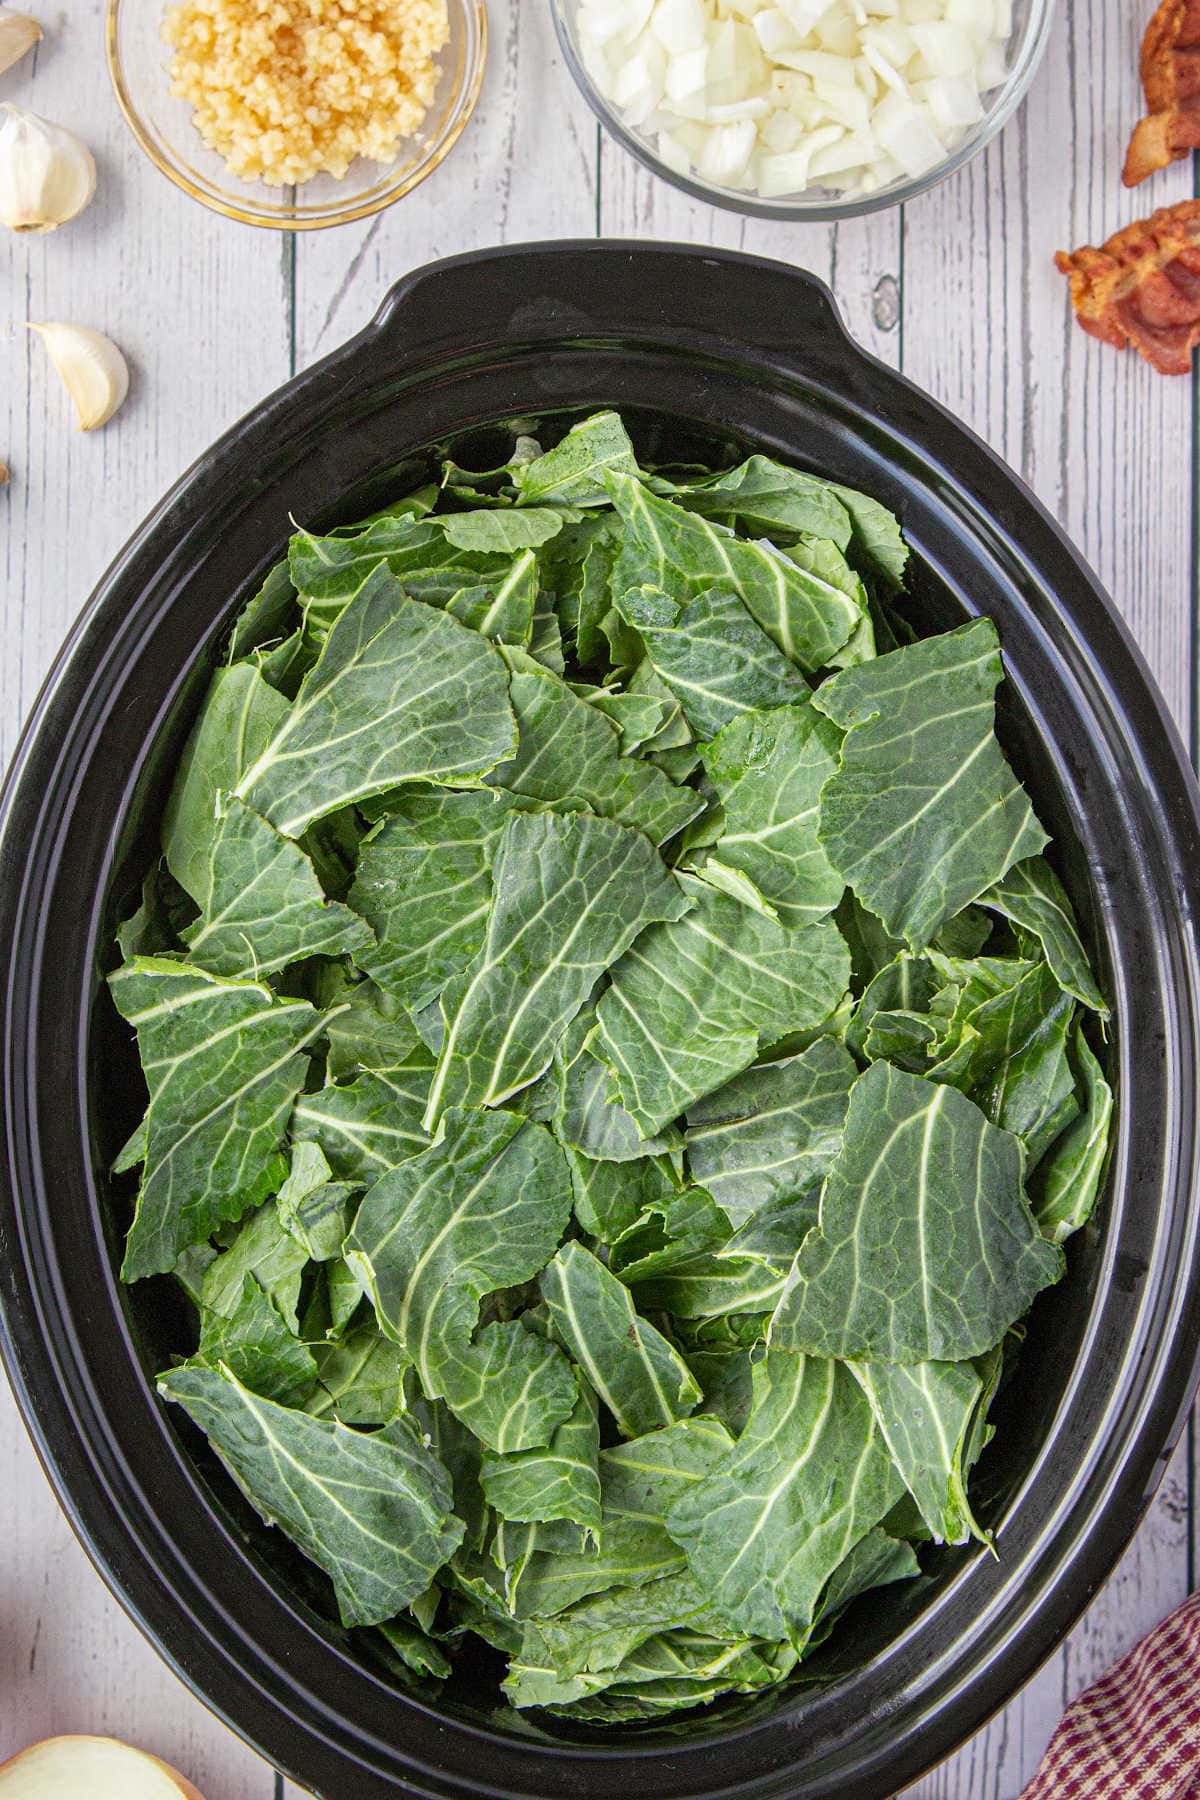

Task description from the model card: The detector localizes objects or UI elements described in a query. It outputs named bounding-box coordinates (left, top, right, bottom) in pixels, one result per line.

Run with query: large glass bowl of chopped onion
left=106, top=0, right=487, bottom=230
left=551, top=0, right=1051, bottom=218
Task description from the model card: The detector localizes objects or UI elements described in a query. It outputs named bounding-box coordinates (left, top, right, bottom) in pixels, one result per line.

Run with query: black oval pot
left=2, top=243, right=1199, bottom=1800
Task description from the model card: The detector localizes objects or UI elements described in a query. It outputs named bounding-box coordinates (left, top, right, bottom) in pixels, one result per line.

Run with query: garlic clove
left=0, top=7, right=41, bottom=76
left=28, top=323, right=129, bottom=431
left=0, top=104, right=95, bottom=232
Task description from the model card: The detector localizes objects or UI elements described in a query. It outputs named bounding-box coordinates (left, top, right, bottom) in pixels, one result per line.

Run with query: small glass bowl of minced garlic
left=106, top=0, right=487, bottom=230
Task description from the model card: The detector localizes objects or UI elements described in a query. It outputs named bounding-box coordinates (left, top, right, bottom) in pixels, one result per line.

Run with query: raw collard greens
left=110, top=410, right=1113, bottom=1721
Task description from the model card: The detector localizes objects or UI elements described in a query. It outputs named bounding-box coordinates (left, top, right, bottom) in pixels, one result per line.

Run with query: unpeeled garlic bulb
left=0, top=104, right=94, bottom=232
left=0, top=8, right=41, bottom=75
left=29, top=323, right=129, bottom=430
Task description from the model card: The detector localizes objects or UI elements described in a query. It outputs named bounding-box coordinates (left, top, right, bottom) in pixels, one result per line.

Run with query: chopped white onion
left=650, top=0, right=708, bottom=54
left=576, top=0, right=1014, bottom=197
left=752, top=7, right=804, bottom=53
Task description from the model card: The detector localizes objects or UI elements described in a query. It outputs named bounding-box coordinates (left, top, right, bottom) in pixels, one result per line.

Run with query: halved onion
left=0, top=1737, right=206, bottom=1800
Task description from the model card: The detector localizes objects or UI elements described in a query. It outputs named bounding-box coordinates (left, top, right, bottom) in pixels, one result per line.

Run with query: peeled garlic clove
left=0, top=7, right=41, bottom=75
left=28, top=323, right=129, bottom=430
left=0, top=104, right=95, bottom=232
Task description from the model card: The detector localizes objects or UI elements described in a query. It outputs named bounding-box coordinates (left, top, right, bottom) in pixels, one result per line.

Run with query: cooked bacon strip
left=1124, top=0, right=1200, bottom=185
left=1055, top=200, right=1200, bottom=375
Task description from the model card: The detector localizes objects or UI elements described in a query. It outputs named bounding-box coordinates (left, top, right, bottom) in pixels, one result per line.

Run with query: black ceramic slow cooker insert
left=2, top=243, right=1199, bottom=1800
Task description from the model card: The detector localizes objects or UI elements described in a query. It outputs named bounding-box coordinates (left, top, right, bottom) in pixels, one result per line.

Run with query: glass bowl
left=106, top=0, right=487, bottom=231
left=550, top=0, right=1053, bottom=221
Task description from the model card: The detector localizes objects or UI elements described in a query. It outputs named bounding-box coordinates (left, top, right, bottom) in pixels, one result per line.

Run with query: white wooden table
left=1, top=2, right=1195, bottom=1795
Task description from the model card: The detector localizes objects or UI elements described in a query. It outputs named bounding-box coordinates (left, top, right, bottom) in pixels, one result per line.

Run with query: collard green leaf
left=275, top=1142, right=355, bottom=1261
left=567, top=1146, right=678, bottom=1244
left=658, top=456, right=854, bottom=547
left=595, top=877, right=851, bottom=1135
left=846, top=954, right=936, bottom=1061
left=605, top=471, right=861, bottom=671
left=425, top=811, right=690, bottom=1127
left=515, top=412, right=640, bottom=507
left=374, top=1615, right=451, bottom=1683
left=555, top=1024, right=682, bottom=1164
left=289, top=516, right=511, bottom=617
left=980, top=856, right=1107, bottom=1014
left=163, top=662, right=289, bottom=907
left=324, top=978, right=427, bottom=1082
left=665, top=1351, right=903, bottom=1645
left=607, top=1185, right=730, bottom=1283
left=520, top=1570, right=733, bottom=1685
left=117, top=861, right=197, bottom=960
left=159, top=1363, right=464, bottom=1628
left=181, top=796, right=373, bottom=979
left=227, top=558, right=298, bottom=664
left=685, top=1039, right=856, bottom=1227
left=928, top=958, right=1069, bottom=1095
left=485, top=652, right=702, bottom=846
left=810, top=1529, right=920, bottom=1640
left=848, top=1358, right=986, bottom=1545
left=530, top=592, right=567, bottom=672
left=236, top=568, right=517, bottom=838
left=183, top=1273, right=318, bottom=1408
left=571, top=683, right=671, bottom=754
left=292, top=1060, right=433, bottom=1183
left=600, top=1415, right=736, bottom=1527
left=685, top=1350, right=756, bottom=1437
left=827, top=482, right=909, bottom=591
left=349, top=790, right=516, bottom=1013
left=543, top=518, right=620, bottom=666
left=698, top=703, right=844, bottom=927
left=439, top=1321, right=578, bottom=1455
left=814, top=619, right=1048, bottom=949
left=972, top=983, right=1079, bottom=1167
left=627, top=659, right=692, bottom=750
left=307, top=1325, right=408, bottom=1425
left=1031, top=1028, right=1113, bottom=1243
left=201, top=1200, right=309, bottom=1332
left=346, top=1107, right=572, bottom=1398
left=509, top=1625, right=796, bottom=1716
left=614, top=586, right=812, bottom=741
left=408, top=1392, right=489, bottom=1553
left=625, top=1255, right=787, bottom=1322
left=499, top=1517, right=682, bottom=1622
left=443, top=548, right=539, bottom=645
left=540, top=1242, right=701, bottom=1438
left=480, top=1376, right=602, bottom=1529
left=440, top=508, right=565, bottom=552
left=771, top=1061, right=1062, bottom=1364
left=110, top=958, right=325, bottom=1281
left=442, top=438, right=540, bottom=496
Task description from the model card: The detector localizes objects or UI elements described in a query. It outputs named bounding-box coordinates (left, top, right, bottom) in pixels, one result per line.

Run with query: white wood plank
left=0, top=1382, right=276, bottom=1795
left=0, top=2, right=293, bottom=766
left=899, top=0, right=1196, bottom=1789
left=899, top=0, right=1194, bottom=723
left=1, top=7, right=288, bottom=1794
left=291, top=0, right=597, bottom=368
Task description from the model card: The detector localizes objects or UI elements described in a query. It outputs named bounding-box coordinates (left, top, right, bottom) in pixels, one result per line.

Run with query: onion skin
left=0, top=1736, right=207, bottom=1800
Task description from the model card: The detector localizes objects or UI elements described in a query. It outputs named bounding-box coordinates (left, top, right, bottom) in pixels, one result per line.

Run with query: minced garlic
left=163, top=0, right=450, bottom=188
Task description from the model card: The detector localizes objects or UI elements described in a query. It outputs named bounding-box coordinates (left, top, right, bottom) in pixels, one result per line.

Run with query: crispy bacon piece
left=1055, top=200, right=1200, bottom=375
left=1123, top=0, right=1200, bottom=185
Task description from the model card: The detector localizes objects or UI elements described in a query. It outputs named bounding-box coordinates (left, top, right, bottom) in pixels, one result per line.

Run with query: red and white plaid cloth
left=1020, top=1593, right=1200, bottom=1799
